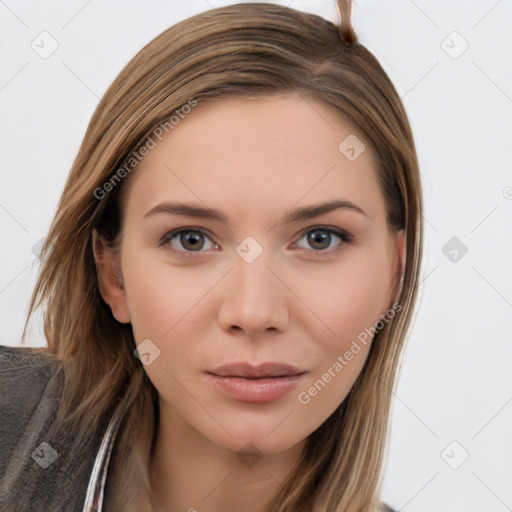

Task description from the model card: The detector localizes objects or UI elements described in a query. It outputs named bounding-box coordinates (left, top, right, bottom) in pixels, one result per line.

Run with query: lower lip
left=205, top=373, right=305, bottom=403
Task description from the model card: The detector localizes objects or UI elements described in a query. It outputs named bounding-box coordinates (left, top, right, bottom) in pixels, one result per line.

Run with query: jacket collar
left=81, top=391, right=131, bottom=511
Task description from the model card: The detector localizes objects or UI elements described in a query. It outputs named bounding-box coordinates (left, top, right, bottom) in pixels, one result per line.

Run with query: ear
left=92, top=229, right=131, bottom=324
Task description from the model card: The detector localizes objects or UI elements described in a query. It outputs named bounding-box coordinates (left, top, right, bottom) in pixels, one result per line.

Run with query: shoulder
left=0, top=343, right=63, bottom=396
left=0, top=344, right=63, bottom=472
left=0, top=343, right=63, bottom=422
left=0, top=345, right=102, bottom=511
left=0, top=343, right=63, bottom=393
left=0, top=339, right=63, bottom=398
left=0, top=342, right=59, bottom=370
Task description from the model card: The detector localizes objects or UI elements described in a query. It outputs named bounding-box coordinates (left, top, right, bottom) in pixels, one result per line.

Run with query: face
left=95, top=93, right=404, bottom=456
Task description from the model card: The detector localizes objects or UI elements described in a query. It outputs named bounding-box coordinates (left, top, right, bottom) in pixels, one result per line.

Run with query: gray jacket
left=0, top=344, right=126, bottom=511
left=0, top=344, right=396, bottom=512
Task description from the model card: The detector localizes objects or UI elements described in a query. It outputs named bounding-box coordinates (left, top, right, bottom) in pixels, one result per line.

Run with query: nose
left=217, top=246, right=290, bottom=338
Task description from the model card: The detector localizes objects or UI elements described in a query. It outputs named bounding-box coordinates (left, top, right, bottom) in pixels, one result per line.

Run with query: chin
left=205, top=422, right=306, bottom=458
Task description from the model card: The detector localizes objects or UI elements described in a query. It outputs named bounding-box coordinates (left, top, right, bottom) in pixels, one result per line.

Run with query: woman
left=0, top=1, right=422, bottom=511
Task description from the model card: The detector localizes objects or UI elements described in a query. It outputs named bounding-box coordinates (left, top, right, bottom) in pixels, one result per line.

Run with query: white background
left=1, top=1, right=511, bottom=510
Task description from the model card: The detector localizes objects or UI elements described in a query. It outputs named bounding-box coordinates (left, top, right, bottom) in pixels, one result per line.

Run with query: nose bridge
left=235, top=239, right=273, bottom=296
left=219, top=237, right=288, bottom=335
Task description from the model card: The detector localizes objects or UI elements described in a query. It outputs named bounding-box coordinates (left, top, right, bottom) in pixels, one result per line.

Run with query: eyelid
left=290, top=226, right=353, bottom=258
left=159, top=227, right=218, bottom=257
left=160, top=225, right=354, bottom=257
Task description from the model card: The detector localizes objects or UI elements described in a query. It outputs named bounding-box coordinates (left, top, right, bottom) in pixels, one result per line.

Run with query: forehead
left=123, top=93, right=385, bottom=225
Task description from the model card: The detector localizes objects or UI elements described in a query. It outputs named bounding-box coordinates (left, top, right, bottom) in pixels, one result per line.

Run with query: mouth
left=205, top=362, right=307, bottom=403
left=207, top=361, right=306, bottom=379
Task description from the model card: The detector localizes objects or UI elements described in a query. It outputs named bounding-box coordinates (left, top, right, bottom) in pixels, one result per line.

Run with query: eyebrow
left=143, top=199, right=369, bottom=226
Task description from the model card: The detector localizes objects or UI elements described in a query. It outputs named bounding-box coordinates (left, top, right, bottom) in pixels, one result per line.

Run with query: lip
left=208, top=362, right=305, bottom=378
left=205, top=362, right=307, bottom=403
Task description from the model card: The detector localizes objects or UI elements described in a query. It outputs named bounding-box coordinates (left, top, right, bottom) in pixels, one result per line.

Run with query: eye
left=160, top=226, right=353, bottom=258
left=160, top=228, right=217, bottom=256
left=292, top=227, right=352, bottom=256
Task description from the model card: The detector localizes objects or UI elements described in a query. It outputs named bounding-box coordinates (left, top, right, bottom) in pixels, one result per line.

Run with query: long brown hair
left=21, top=2, right=423, bottom=510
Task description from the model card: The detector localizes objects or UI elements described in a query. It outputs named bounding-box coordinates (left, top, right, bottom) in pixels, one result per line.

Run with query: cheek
left=299, top=251, right=389, bottom=351
left=121, top=255, right=212, bottom=394
left=121, top=250, right=210, bottom=342
left=120, top=252, right=223, bottom=404
left=292, top=256, right=386, bottom=421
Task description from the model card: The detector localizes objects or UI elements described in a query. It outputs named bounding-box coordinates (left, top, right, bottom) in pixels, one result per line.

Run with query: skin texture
left=94, top=93, right=405, bottom=512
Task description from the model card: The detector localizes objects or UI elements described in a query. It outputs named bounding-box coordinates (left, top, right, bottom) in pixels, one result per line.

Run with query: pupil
left=309, top=230, right=329, bottom=250
left=183, top=232, right=203, bottom=250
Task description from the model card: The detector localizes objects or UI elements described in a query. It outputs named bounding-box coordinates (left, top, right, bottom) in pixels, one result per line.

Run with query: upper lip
left=207, top=362, right=306, bottom=379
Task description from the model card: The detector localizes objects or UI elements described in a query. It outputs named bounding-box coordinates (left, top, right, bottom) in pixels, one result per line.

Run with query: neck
left=138, top=401, right=306, bottom=512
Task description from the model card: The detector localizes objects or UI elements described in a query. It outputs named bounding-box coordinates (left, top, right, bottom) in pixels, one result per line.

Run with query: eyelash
left=159, top=226, right=354, bottom=259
